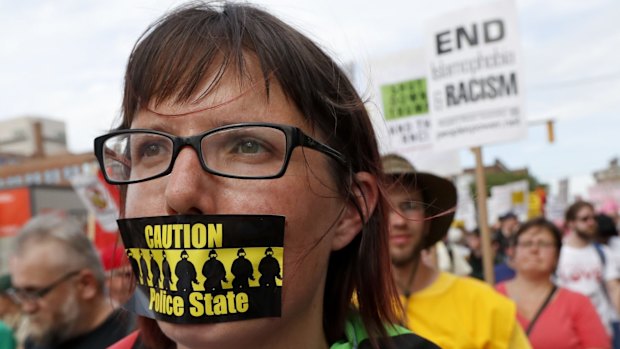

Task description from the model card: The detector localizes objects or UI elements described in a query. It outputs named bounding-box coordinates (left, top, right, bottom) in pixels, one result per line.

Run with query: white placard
left=425, top=0, right=526, bottom=150
left=70, top=172, right=119, bottom=232
left=370, top=49, right=432, bottom=151
left=488, top=179, right=529, bottom=223
left=367, top=49, right=461, bottom=176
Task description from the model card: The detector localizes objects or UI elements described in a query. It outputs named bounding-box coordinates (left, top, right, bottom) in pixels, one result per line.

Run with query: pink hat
left=600, top=199, right=619, bottom=216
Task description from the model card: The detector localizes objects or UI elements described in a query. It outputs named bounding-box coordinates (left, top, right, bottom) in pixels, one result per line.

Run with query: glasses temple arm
left=300, top=134, right=348, bottom=166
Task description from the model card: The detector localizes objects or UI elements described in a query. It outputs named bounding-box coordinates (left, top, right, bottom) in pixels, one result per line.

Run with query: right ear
left=330, top=171, right=379, bottom=252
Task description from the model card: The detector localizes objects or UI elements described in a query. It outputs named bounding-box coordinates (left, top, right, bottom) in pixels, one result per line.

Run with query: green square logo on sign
left=380, top=79, right=428, bottom=120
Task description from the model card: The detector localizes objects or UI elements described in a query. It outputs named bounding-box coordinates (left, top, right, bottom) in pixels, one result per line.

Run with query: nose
left=388, top=208, right=408, bottom=229
left=164, top=147, right=217, bottom=215
left=20, top=299, right=39, bottom=314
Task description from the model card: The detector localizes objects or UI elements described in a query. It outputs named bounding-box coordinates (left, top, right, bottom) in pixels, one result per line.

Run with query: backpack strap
left=594, top=243, right=607, bottom=265
left=593, top=243, right=612, bottom=302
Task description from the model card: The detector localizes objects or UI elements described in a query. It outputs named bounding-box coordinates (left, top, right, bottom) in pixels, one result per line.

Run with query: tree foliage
left=470, top=172, right=547, bottom=198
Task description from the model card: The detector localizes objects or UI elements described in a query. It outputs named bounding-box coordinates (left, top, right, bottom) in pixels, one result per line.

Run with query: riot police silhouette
left=175, top=249, right=198, bottom=292
left=149, top=250, right=161, bottom=288
left=231, top=248, right=254, bottom=289
left=126, top=249, right=141, bottom=282
left=202, top=249, right=228, bottom=291
left=139, top=249, right=150, bottom=285
left=161, top=250, right=172, bottom=290
left=258, top=247, right=281, bottom=289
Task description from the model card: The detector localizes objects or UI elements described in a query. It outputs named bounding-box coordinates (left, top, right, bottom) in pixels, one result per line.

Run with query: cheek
left=513, top=249, right=531, bottom=263
left=543, top=251, right=559, bottom=266
left=272, top=177, right=344, bottom=311
left=109, top=277, right=123, bottom=290
left=124, top=183, right=163, bottom=217
left=279, top=187, right=341, bottom=272
left=279, top=223, right=333, bottom=317
left=253, top=169, right=344, bottom=246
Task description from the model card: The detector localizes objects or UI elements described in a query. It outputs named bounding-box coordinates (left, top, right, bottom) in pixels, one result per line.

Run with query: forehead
left=576, top=206, right=594, bottom=216
left=519, top=227, right=555, bottom=241
left=131, top=54, right=306, bottom=133
left=501, top=217, right=517, bottom=223
left=10, top=241, right=67, bottom=286
left=386, top=181, right=423, bottom=201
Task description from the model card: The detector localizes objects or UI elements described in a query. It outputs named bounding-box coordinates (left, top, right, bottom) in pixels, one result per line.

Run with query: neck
left=179, top=316, right=329, bottom=349
left=511, top=272, right=553, bottom=289
left=392, top=256, right=438, bottom=296
left=177, top=281, right=329, bottom=349
left=74, top=296, right=114, bottom=337
left=565, top=231, right=589, bottom=248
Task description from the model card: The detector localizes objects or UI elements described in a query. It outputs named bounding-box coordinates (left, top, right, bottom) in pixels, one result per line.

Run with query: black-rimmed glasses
left=94, top=123, right=348, bottom=184
left=7, top=270, right=81, bottom=304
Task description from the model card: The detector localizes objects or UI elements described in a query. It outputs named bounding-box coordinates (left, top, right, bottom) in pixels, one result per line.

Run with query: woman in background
left=497, top=217, right=609, bottom=349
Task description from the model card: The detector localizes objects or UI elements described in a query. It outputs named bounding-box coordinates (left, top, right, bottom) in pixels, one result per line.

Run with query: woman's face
left=513, top=227, right=558, bottom=276
left=124, top=59, right=354, bottom=348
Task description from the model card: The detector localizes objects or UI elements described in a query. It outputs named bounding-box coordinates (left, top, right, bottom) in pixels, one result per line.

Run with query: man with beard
left=382, top=154, right=531, bottom=349
left=8, top=214, right=132, bottom=349
left=557, top=200, right=620, bottom=345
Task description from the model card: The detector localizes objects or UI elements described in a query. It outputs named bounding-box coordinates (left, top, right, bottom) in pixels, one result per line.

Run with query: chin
left=24, top=318, right=45, bottom=339
left=158, top=317, right=276, bottom=348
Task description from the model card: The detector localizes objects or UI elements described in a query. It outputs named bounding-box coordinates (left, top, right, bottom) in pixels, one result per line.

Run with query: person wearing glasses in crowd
left=382, top=154, right=531, bottom=349
left=99, top=2, right=439, bottom=349
left=99, top=243, right=135, bottom=309
left=556, top=201, right=620, bottom=348
left=0, top=274, right=24, bottom=349
left=497, top=217, right=610, bottom=349
left=8, top=214, right=133, bottom=349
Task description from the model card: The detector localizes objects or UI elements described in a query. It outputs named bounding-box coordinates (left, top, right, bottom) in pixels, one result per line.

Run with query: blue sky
left=0, top=0, right=619, bottom=198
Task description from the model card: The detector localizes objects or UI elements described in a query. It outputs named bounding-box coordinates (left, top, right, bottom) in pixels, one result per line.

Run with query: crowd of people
left=1, top=2, right=619, bottom=349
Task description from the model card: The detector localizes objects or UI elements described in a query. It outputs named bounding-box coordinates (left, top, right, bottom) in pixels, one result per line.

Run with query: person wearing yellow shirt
left=382, top=154, right=531, bottom=349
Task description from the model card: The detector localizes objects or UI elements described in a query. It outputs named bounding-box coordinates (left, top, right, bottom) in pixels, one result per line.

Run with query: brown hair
left=565, top=201, right=595, bottom=225
left=511, top=217, right=563, bottom=252
left=117, top=2, right=397, bottom=347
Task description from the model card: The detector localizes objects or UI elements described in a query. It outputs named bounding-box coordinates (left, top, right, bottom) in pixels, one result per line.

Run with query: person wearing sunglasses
left=100, top=2, right=439, bottom=349
left=8, top=214, right=133, bottom=349
left=557, top=201, right=620, bottom=348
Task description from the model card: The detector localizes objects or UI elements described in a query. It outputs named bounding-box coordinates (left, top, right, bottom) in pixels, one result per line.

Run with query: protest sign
left=425, top=0, right=526, bottom=150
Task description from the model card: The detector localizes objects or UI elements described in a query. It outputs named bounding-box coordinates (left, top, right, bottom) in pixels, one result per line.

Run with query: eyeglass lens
left=101, top=126, right=289, bottom=182
left=8, top=271, right=79, bottom=303
left=517, top=240, right=555, bottom=249
left=396, top=201, right=426, bottom=218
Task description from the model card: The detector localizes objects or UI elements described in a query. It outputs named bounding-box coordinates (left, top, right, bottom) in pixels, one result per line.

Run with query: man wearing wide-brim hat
left=382, top=153, right=531, bottom=349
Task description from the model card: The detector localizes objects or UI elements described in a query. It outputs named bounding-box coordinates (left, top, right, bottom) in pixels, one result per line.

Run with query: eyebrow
left=130, top=114, right=280, bottom=134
